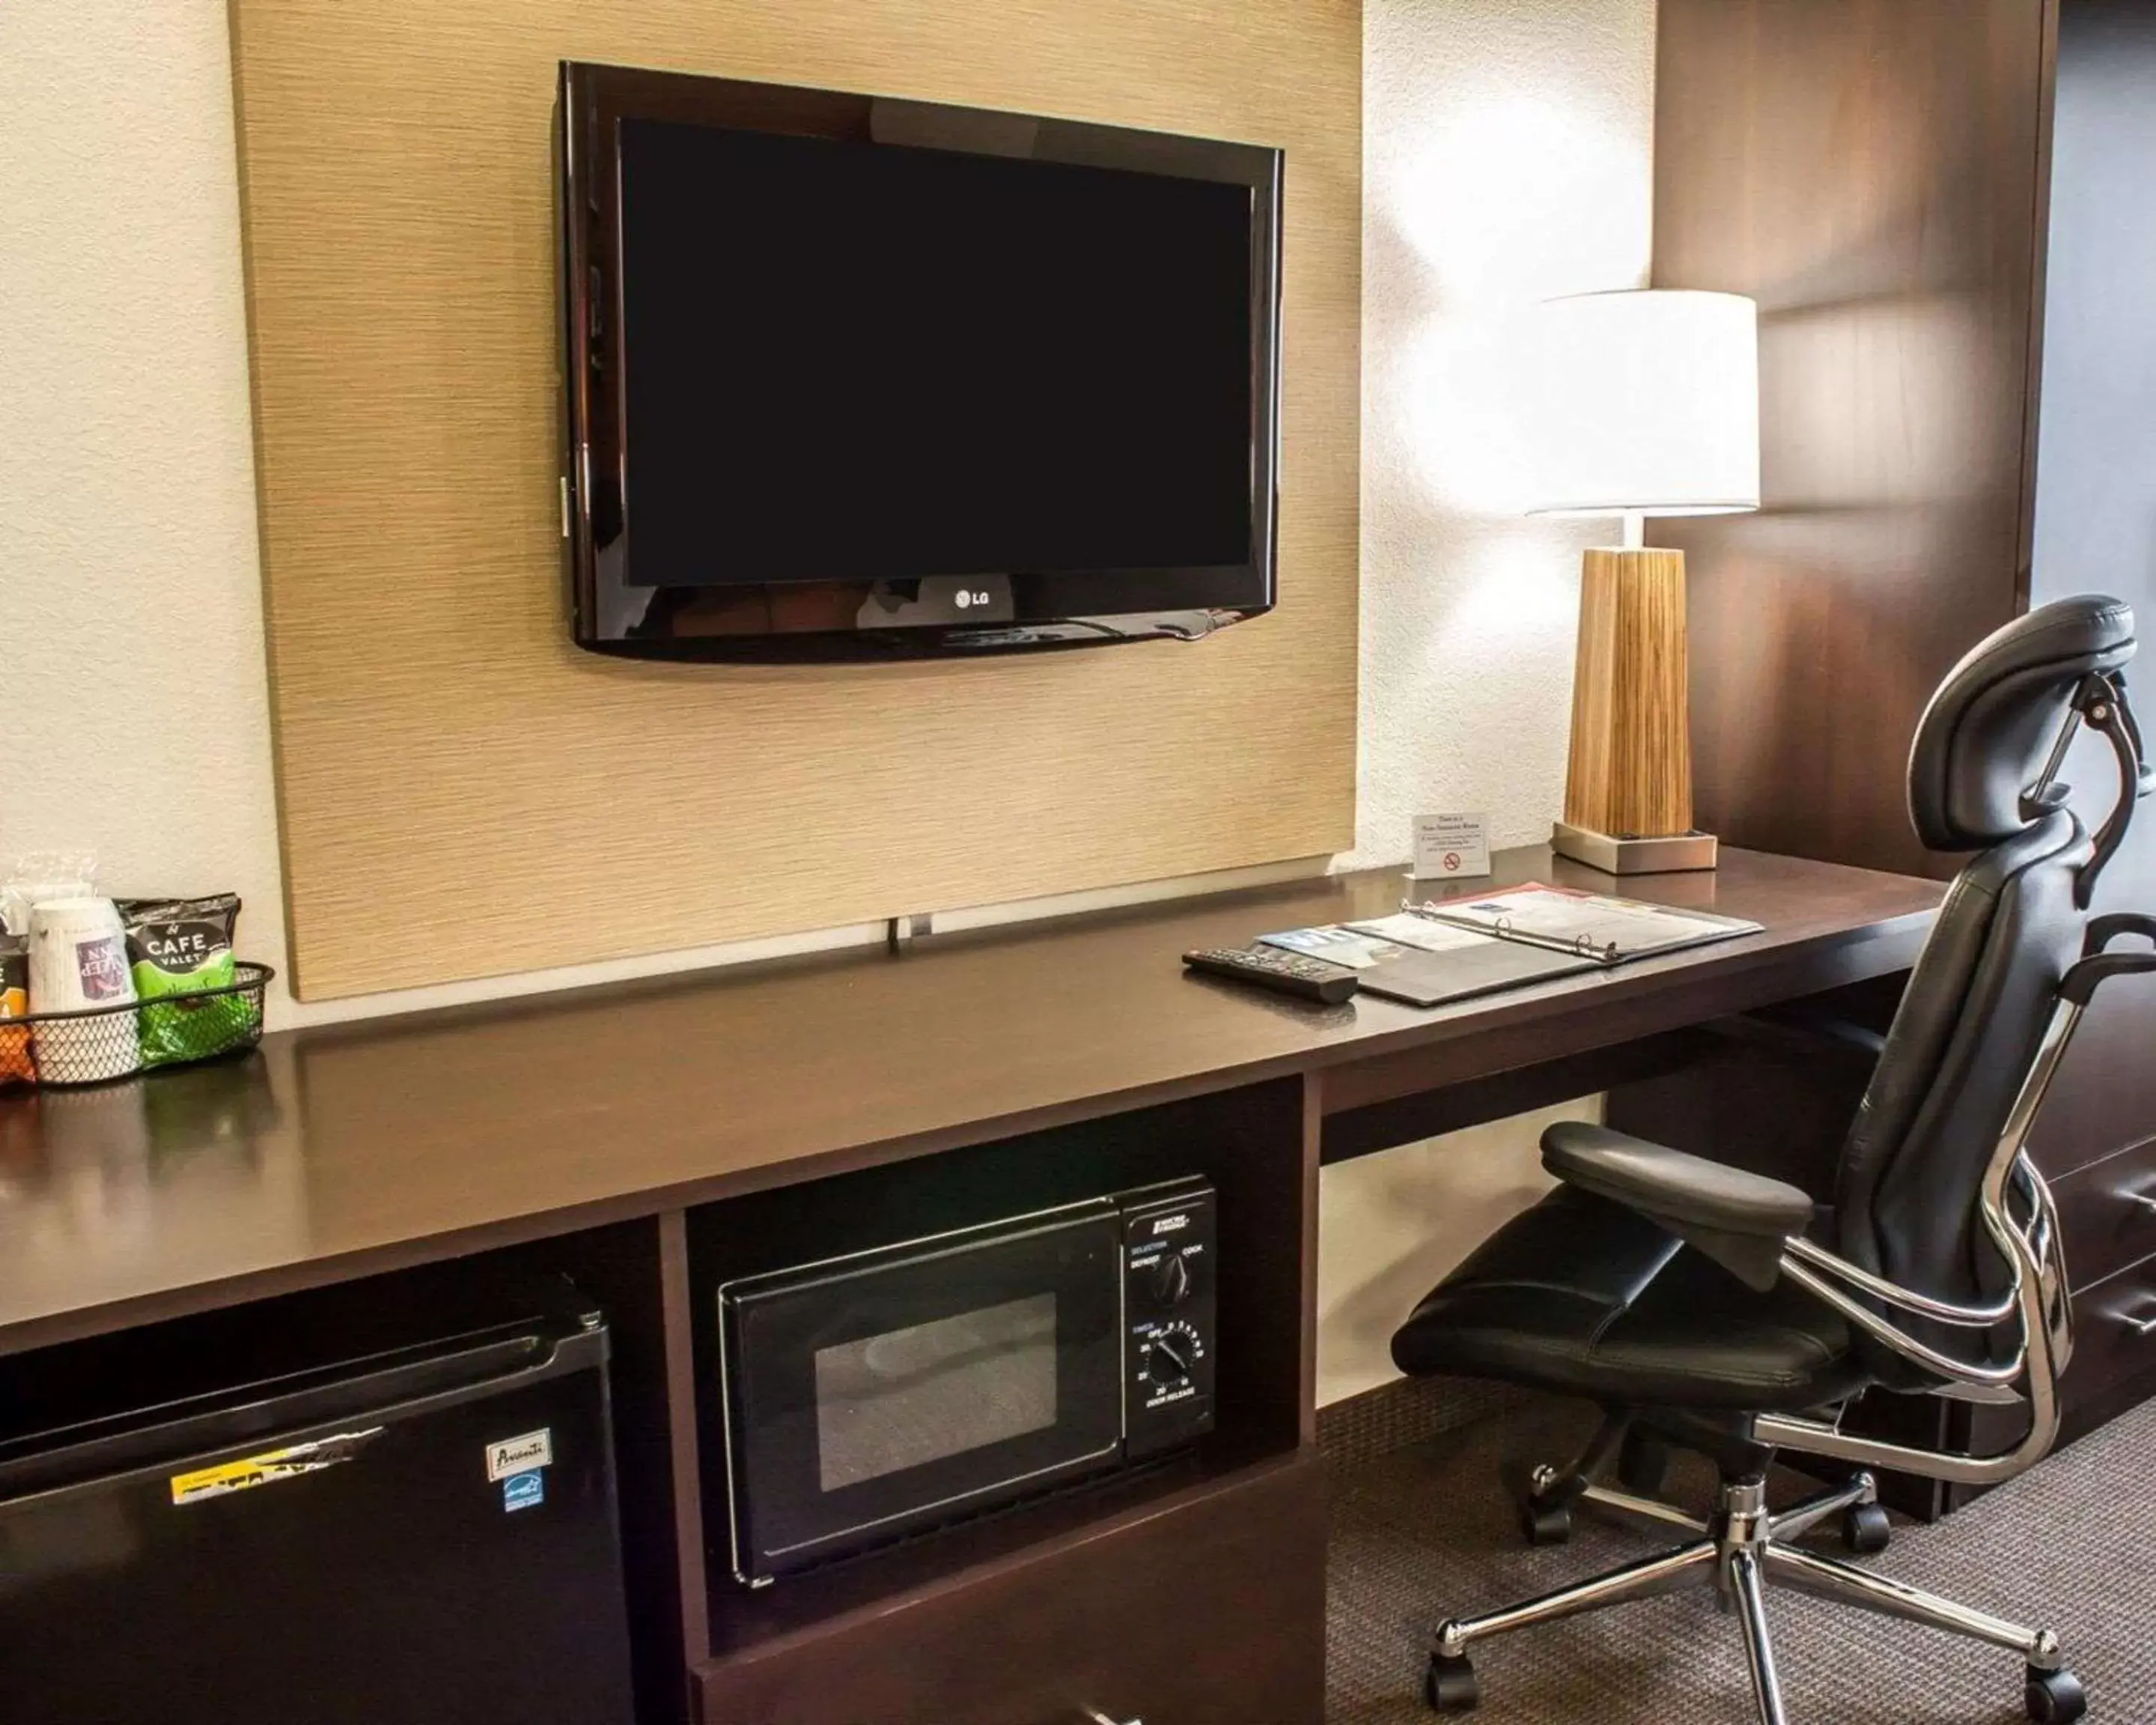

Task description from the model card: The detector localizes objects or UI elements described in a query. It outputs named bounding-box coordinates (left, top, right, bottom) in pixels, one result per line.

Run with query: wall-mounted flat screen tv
left=558, top=64, right=1282, bottom=660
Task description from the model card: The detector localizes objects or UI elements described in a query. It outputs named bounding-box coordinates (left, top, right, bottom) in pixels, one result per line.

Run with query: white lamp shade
left=1529, top=290, right=1760, bottom=518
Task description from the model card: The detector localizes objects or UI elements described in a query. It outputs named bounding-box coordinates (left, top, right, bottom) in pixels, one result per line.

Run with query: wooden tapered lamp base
left=1553, top=545, right=1717, bottom=874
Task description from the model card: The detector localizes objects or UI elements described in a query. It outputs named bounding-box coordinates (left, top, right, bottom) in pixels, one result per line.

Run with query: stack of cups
left=28, top=898, right=141, bottom=1084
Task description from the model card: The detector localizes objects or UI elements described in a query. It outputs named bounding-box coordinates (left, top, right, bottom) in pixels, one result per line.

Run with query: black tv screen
left=559, top=65, right=1282, bottom=660
left=623, top=119, right=1255, bottom=584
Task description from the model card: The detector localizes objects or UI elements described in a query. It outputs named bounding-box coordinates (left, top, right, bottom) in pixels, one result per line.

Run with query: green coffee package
left=119, top=895, right=256, bottom=1068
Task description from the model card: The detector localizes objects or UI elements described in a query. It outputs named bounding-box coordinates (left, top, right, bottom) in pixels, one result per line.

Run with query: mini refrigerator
left=0, top=1283, right=637, bottom=1724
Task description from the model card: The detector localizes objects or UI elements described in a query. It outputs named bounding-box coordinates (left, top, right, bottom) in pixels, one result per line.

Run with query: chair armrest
left=2062, top=917, right=2156, bottom=1004
left=1541, top=1123, right=1815, bottom=1292
left=2085, top=911, right=2156, bottom=955
left=1541, top=1124, right=1814, bottom=1236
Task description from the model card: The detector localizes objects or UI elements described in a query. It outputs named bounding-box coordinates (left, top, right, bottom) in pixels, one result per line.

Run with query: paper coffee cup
left=28, top=898, right=141, bottom=1083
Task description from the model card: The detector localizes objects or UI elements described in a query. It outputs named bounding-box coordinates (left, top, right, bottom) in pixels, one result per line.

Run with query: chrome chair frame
left=1421, top=653, right=2156, bottom=1725
left=1430, top=1003, right=2084, bottom=1725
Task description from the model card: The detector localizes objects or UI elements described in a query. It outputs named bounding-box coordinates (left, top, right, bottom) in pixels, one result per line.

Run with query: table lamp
left=1531, top=289, right=1760, bottom=874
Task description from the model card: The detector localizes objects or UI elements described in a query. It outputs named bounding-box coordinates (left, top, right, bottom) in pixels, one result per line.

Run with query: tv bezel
left=556, top=62, right=1283, bottom=663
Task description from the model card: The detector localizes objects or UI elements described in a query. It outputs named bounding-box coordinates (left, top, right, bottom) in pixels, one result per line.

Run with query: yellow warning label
left=169, top=1428, right=383, bottom=1506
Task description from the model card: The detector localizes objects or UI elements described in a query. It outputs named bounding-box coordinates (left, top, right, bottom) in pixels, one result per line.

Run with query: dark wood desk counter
left=0, top=845, right=1940, bottom=1357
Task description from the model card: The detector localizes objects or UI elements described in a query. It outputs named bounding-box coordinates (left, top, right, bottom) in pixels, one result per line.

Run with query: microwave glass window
left=813, top=1292, right=1060, bottom=1492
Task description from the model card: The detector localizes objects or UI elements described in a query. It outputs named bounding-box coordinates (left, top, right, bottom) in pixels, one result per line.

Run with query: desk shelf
left=683, top=1077, right=1318, bottom=1680
left=695, top=1452, right=1327, bottom=1725
left=0, top=848, right=1940, bottom=1724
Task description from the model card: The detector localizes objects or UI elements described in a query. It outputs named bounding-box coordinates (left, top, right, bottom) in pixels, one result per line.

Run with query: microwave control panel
left=1120, top=1181, right=1217, bottom=1456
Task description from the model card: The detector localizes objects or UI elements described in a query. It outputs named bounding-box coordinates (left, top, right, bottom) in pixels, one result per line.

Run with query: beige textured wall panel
left=228, top=0, right=1361, bottom=999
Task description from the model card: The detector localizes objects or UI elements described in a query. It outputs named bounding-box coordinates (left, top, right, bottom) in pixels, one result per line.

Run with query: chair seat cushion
left=1390, top=1187, right=1870, bottom=1411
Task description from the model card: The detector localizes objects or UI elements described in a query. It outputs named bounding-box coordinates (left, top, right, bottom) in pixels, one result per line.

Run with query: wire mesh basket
left=0, top=961, right=274, bottom=1089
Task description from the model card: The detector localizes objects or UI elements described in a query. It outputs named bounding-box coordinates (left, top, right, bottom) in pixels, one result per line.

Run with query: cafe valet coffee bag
left=120, top=895, right=256, bottom=1068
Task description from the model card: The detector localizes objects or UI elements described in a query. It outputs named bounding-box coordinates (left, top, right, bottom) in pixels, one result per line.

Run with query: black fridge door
left=0, top=1314, right=636, bottom=1725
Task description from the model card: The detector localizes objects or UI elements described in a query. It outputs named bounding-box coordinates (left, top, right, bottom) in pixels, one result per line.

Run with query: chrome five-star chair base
left=1422, top=1427, right=2083, bottom=1725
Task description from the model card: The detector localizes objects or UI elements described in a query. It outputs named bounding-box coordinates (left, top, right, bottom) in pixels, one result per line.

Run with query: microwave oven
left=715, top=1178, right=1216, bottom=1585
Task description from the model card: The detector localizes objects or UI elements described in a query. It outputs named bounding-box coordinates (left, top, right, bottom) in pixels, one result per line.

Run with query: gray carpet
left=1327, top=1393, right=2156, bottom=1723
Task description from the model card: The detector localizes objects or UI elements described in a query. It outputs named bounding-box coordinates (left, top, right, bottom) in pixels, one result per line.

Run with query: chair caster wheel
left=2025, top=1666, right=2086, bottom=1724
left=1425, top=1653, right=1479, bottom=1713
left=1841, top=1501, right=1892, bottom=1555
left=1617, top=1429, right=1670, bottom=1497
left=1518, top=1499, right=1572, bottom=1545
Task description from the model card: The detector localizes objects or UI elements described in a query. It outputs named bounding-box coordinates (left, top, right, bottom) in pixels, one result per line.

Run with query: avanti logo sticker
left=485, top=1429, right=552, bottom=1482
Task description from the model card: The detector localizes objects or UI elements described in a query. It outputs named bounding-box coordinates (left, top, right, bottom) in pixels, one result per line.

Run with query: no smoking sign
left=1412, top=813, right=1491, bottom=880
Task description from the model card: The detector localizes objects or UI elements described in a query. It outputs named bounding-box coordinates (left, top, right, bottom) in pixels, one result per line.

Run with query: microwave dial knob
left=1143, top=1327, right=1197, bottom=1387
left=1151, top=1249, right=1194, bottom=1307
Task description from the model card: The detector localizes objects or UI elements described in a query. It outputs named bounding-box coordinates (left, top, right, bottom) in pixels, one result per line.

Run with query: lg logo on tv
left=953, top=590, right=992, bottom=610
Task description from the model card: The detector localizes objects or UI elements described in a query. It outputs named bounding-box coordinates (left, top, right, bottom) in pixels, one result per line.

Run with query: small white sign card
left=1411, top=812, right=1491, bottom=881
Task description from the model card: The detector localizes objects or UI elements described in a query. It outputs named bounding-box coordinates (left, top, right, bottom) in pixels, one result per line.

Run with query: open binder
left=1391, top=883, right=1764, bottom=966
left=1255, top=883, right=1764, bottom=1011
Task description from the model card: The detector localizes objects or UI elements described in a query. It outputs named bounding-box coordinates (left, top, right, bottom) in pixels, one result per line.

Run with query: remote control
left=1181, top=945, right=1359, bottom=1004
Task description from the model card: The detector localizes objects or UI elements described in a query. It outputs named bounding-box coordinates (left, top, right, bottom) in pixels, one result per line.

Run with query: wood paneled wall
left=1649, top=0, right=2156, bottom=1445
left=1652, top=0, right=2051, bottom=878
left=228, top=1, right=1361, bottom=1000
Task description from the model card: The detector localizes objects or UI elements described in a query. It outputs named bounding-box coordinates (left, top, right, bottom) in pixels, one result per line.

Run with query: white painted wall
left=1, top=0, right=1657, bottom=1402
left=1350, top=0, right=1658, bottom=869
left=1317, top=1096, right=1597, bottom=1406
left=1316, top=0, right=1657, bottom=1406
left=0, top=1, right=290, bottom=987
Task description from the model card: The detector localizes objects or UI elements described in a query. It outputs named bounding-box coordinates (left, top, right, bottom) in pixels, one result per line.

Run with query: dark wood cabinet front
left=2066, top=1257, right=2156, bottom=1407
left=2050, top=1139, right=2156, bottom=1292
left=694, top=1455, right=1327, bottom=1725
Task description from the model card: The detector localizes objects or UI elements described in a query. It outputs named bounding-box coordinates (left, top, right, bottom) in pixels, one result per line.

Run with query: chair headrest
left=1908, top=597, right=2137, bottom=851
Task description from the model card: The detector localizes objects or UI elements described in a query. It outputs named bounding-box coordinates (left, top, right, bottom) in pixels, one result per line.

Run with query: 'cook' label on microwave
left=485, top=1429, right=552, bottom=1481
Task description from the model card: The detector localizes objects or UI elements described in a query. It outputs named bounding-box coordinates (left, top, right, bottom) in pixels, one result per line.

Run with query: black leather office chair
left=1392, top=596, right=2156, bottom=1725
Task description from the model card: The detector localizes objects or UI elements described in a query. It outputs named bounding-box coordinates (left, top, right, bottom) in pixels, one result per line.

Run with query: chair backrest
left=1833, top=596, right=2137, bottom=1376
